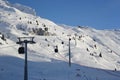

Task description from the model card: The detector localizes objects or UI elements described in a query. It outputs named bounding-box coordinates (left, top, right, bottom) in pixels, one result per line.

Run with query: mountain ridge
left=0, top=0, right=120, bottom=80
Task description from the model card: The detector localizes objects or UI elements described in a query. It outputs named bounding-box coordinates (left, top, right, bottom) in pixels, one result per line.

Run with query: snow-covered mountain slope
left=0, top=0, right=120, bottom=80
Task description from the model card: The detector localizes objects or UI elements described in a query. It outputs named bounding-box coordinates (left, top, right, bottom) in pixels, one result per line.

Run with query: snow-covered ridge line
left=10, top=3, right=36, bottom=15
left=0, top=0, right=120, bottom=80
left=0, top=0, right=36, bottom=15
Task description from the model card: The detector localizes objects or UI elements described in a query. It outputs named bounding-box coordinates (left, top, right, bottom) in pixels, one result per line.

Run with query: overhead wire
left=57, top=52, right=69, bottom=62
left=0, top=44, right=18, bottom=49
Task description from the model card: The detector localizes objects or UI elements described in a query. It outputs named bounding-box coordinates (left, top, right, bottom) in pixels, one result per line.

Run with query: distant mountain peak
left=0, top=0, right=36, bottom=15
left=10, top=3, right=36, bottom=15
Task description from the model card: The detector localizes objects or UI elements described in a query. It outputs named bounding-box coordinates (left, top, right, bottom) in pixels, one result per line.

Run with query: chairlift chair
left=18, top=47, right=24, bottom=54
left=54, top=48, right=58, bottom=53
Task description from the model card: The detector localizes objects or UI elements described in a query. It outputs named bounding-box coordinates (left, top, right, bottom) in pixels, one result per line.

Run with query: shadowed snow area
left=0, top=0, right=120, bottom=80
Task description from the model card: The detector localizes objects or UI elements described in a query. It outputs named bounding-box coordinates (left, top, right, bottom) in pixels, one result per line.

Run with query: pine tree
left=99, top=53, right=102, bottom=57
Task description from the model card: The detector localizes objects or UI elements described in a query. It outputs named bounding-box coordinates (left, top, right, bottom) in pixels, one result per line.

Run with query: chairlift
left=69, top=38, right=71, bottom=41
left=18, top=47, right=24, bottom=54
left=54, top=48, right=58, bottom=53
left=61, top=41, right=64, bottom=44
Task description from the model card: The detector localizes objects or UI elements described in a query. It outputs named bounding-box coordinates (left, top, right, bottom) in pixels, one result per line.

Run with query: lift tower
left=16, top=37, right=35, bottom=80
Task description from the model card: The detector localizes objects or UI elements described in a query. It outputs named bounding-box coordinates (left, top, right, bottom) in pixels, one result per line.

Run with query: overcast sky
left=8, top=0, right=120, bottom=30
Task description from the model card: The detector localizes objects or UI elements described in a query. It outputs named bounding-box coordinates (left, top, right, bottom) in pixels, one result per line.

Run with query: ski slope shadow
left=0, top=56, right=120, bottom=80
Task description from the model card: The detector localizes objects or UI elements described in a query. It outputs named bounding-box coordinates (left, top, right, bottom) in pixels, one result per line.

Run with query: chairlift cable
left=57, top=52, right=69, bottom=62
left=0, top=44, right=18, bottom=49
left=44, top=47, right=68, bottom=62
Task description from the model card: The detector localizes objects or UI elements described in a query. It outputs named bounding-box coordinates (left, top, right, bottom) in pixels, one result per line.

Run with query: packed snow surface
left=0, top=0, right=120, bottom=80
